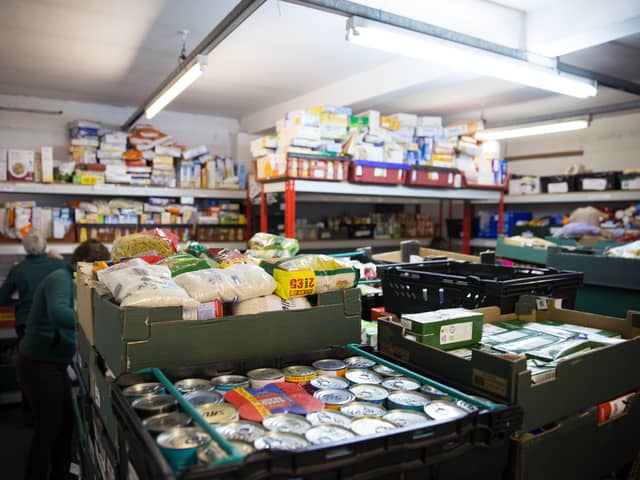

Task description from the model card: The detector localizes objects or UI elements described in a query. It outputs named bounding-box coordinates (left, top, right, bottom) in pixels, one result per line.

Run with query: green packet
left=539, top=320, right=621, bottom=338
left=526, top=338, right=602, bottom=362
left=157, top=252, right=210, bottom=277
left=492, top=332, right=562, bottom=355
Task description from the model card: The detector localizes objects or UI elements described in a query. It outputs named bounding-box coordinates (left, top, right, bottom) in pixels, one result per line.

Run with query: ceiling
left=2, top=0, right=639, bottom=129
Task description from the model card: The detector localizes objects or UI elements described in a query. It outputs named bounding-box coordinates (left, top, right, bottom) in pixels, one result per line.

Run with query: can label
left=283, top=366, right=317, bottom=385
left=198, top=403, right=239, bottom=424
left=312, top=359, right=348, bottom=377
left=313, top=389, right=356, bottom=409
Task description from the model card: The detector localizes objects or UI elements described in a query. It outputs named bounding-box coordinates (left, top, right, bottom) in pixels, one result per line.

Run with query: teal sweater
left=20, top=265, right=76, bottom=364
left=0, top=254, right=67, bottom=327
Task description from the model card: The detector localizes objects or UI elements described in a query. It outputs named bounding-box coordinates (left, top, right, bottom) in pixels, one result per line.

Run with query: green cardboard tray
left=496, top=236, right=548, bottom=265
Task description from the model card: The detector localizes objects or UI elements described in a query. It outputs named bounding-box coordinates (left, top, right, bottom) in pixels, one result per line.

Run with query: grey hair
left=22, top=230, right=47, bottom=255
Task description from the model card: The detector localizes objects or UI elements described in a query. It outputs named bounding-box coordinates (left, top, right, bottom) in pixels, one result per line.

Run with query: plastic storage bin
left=348, top=161, right=409, bottom=185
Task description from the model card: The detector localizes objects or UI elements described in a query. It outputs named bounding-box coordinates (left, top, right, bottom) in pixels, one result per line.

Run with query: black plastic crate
left=112, top=345, right=520, bottom=480
left=381, top=260, right=582, bottom=315
left=540, top=175, right=577, bottom=194
left=575, top=171, right=620, bottom=191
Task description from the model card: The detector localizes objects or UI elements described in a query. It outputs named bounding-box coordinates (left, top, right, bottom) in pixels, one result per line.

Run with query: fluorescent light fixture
left=346, top=17, right=597, bottom=98
left=475, top=119, right=589, bottom=141
left=145, top=55, right=207, bottom=119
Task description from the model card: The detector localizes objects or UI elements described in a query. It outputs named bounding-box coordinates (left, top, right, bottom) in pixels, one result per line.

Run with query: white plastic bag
left=231, top=295, right=311, bottom=316
left=175, top=264, right=277, bottom=303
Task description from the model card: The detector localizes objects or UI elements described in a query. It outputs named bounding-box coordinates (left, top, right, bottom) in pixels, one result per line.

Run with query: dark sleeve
left=0, top=267, right=16, bottom=306
left=44, top=273, right=75, bottom=331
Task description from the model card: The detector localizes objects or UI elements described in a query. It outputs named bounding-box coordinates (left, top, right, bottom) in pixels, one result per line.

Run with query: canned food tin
left=343, top=356, right=376, bottom=369
left=311, top=359, right=348, bottom=377
left=419, top=384, right=450, bottom=400
left=383, top=410, right=433, bottom=429
left=381, top=377, right=421, bottom=392
left=349, top=384, right=389, bottom=405
left=132, top=394, right=178, bottom=419
left=156, top=427, right=210, bottom=471
left=197, top=402, right=239, bottom=424
left=313, top=389, right=356, bottom=410
left=349, top=417, right=396, bottom=436
left=310, top=375, right=349, bottom=391
left=304, top=424, right=356, bottom=445
left=372, top=364, right=403, bottom=377
left=306, top=409, right=352, bottom=428
left=197, top=442, right=227, bottom=464
left=263, top=413, right=311, bottom=435
left=210, top=375, right=249, bottom=392
left=246, top=368, right=284, bottom=389
left=216, top=421, right=266, bottom=443
left=229, top=440, right=254, bottom=457
left=455, top=399, right=480, bottom=414
left=340, top=401, right=386, bottom=418
left=122, top=382, right=165, bottom=401
left=344, top=369, right=383, bottom=385
left=142, top=412, right=191, bottom=435
left=424, top=401, right=468, bottom=422
left=184, top=390, right=224, bottom=407
left=387, top=391, right=431, bottom=411
left=174, top=378, right=213, bottom=394
left=253, top=432, right=309, bottom=451
left=282, top=365, right=317, bottom=386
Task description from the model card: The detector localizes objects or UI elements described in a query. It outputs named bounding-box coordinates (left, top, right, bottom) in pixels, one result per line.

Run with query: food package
left=231, top=295, right=311, bottom=316
left=158, top=253, right=211, bottom=277
left=182, top=300, right=224, bottom=321
left=260, top=254, right=359, bottom=299
left=97, top=259, right=198, bottom=308
left=174, top=264, right=277, bottom=303
left=224, top=382, right=324, bottom=422
left=111, top=228, right=178, bottom=258
left=247, top=233, right=299, bottom=258
left=605, top=240, right=640, bottom=259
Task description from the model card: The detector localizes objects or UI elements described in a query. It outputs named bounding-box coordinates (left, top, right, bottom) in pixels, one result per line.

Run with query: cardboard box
left=401, top=308, right=483, bottom=350
left=40, top=147, right=54, bottom=183
left=7, top=149, right=35, bottom=181
left=0, top=148, right=7, bottom=182
left=378, top=298, right=640, bottom=431
left=372, top=247, right=481, bottom=264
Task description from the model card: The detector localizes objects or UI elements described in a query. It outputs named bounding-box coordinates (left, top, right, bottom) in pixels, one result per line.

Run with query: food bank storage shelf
left=377, top=303, right=640, bottom=432
left=0, top=241, right=245, bottom=255
left=0, top=181, right=246, bottom=199
left=263, top=180, right=502, bottom=202
left=93, top=288, right=362, bottom=377
left=478, top=190, right=640, bottom=205
left=111, top=345, right=520, bottom=480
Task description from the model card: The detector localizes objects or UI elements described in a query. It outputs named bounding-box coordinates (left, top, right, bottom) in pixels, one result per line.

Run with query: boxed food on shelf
left=7, top=149, right=35, bottom=182
left=540, top=175, right=577, bottom=193
left=348, top=160, right=409, bottom=185
left=575, top=171, right=620, bottom=191
left=508, top=175, right=541, bottom=195
left=255, top=152, right=349, bottom=182
left=619, top=169, right=640, bottom=190
left=377, top=298, right=640, bottom=431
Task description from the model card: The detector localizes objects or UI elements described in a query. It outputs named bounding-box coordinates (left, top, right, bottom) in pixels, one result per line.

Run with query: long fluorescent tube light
left=346, top=17, right=597, bottom=99
left=145, top=55, right=207, bottom=119
left=475, top=119, right=589, bottom=141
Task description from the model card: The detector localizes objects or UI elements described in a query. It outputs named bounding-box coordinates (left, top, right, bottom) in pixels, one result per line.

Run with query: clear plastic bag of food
left=111, top=228, right=178, bottom=258
left=158, top=252, right=210, bottom=277
left=231, top=295, right=311, bottom=316
left=174, top=264, right=277, bottom=303
left=247, top=233, right=299, bottom=257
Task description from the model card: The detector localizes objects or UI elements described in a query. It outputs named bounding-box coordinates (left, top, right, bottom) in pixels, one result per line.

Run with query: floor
left=0, top=402, right=31, bottom=480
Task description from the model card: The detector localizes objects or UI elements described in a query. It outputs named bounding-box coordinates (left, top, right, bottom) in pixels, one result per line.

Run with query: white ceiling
left=1, top=0, right=639, bottom=128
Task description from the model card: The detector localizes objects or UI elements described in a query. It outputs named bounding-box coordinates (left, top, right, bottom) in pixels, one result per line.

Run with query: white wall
left=0, top=94, right=240, bottom=160
left=504, top=111, right=640, bottom=176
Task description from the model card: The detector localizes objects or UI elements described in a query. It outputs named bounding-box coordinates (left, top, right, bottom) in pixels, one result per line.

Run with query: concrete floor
left=0, top=402, right=31, bottom=480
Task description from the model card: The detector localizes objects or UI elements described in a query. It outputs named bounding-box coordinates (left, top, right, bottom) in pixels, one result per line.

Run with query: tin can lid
left=381, top=377, right=421, bottom=392
left=174, top=378, right=213, bottom=394
left=310, top=375, right=349, bottom=390
left=122, top=382, right=164, bottom=398
left=349, top=384, right=389, bottom=402
left=262, top=414, right=311, bottom=435
left=197, top=442, right=226, bottom=464
left=424, top=401, right=468, bottom=421
left=388, top=390, right=431, bottom=408
left=132, top=394, right=177, bottom=411
left=197, top=402, right=239, bottom=424
left=142, top=412, right=191, bottom=433
left=210, top=375, right=249, bottom=388
left=253, top=432, right=309, bottom=451
left=344, top=369, right=383, bottom=385
left=313, top=389, right=356, bottom=405
left=229, top=440, right=254, bottom=457
left=383, top=409, right=432, bottom=428
left=184, top=390, right=224, bottom=407
left=343, top=356, right=377, bottom=369
left=306, top=409, right=352, bottom=428
left=419, top=384, right=449, bottom=398
left=349, top=417, right=396, bottom=436
left=372, top=364, right=403, bottom=377
left=340, top=401, right=386, bottom=418
left=156, top=427, right=210, bottom=450
left=282, top=365, right=316, bottom=377
left=215, top=421, right=266, bottom=443
left=311, top=359, right=347, bottom=371
left=246, top=368, right=284, bottom=381
left=304, top=424, right=355, bottom=445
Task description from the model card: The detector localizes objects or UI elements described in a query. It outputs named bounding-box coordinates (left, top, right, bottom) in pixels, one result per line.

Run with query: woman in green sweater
left=18, top=239, right=110, bottom=480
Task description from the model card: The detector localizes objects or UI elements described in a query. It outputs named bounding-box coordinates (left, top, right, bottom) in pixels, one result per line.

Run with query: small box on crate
left=401, top=308, right=483, bottom=350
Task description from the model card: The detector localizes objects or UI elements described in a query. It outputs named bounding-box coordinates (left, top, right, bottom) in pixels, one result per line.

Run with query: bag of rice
left=247, top=233, right=299, bottom=258
left=260, top=254, right=359, bottom=299
left=175, top=264, right=277, bottom=303
left=111, top=228, right=178, bottom=258
left=158, top=253, right=210, bottom=277
left=231, top=295, right=311, bottom=316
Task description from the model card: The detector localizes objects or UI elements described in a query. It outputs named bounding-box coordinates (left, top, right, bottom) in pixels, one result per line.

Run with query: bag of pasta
left=260, top=254, right=359, bottom=299
left=111, top=228, right=178, bottom=258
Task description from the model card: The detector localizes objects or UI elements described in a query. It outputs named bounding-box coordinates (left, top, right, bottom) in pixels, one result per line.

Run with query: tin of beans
left=305, top=424, right=355, bottom=445
left=156, top=427, right=210, bottom=471
left=387, top=391, right=431, bottom=411
left=142, top=412, right=191, bottom=435
left=174, top=378, right=213, bottom=394
left=216, top=421, right=266, bottom=443
left=184, top=390, right=224, bottom=408
left=419, top=384, right=450, bottom=401
left=381, top=377, right=421, bottom=392
left=253, top=432, right=309, bottom=451
left=311, top=359, right=348, bottom=377
left=283, top=365, right=317, bottom=386
left=246, top=368, right=284, bottom=389
left=343, top=356, right=376, bottom=369
left=122, top=382, right=165, bottom=401
left=132, top=394, right=178, bottom=419
left=349, top=384, right=389, bottom=405
left=349, top=417, right=396, bottom=436
left=313, top=389, right=356, bottom=410
left=344, top=369, right=382, bottom=385
left=383, top=410, right=433, bottom=429
left=372, top=364, right=403, bottom=378
left=340, top=401, right=386, bottom=418
left=197, top=402, right=239, bottom=424
left=424, top=401, right=468, bottom=422
left=310, top=375, right=349, bottom=392
left=210, top=375, right=249, bottom=392
left=262, top=413, right=311, bottom=435
left=306, top=409, right=352, bottom=428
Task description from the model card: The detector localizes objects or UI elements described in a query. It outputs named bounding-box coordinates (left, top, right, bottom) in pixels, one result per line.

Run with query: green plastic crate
left=496, top=236, right=548, bottom=265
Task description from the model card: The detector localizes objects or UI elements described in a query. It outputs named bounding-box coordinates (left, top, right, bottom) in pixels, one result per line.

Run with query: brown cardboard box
left=373, top=247, right=480, bottom=264
left=76, top=263, right=98, bottom=344
left=7, top=149, right=35, bottom=182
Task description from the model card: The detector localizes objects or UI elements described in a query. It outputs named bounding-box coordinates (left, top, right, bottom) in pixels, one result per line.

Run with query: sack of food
left=247, top=233, right=299, bottom=258
left=185, top=241, right=254, bottom=268
left=175, top=264, right=277, bottom=303
left=231, top=295, right=311, bottom=316
left=260, top=254, right=358, bottom=299
left=111, top=228, right=178, bottom=258
left=158, top=252, right=210, bottom=277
